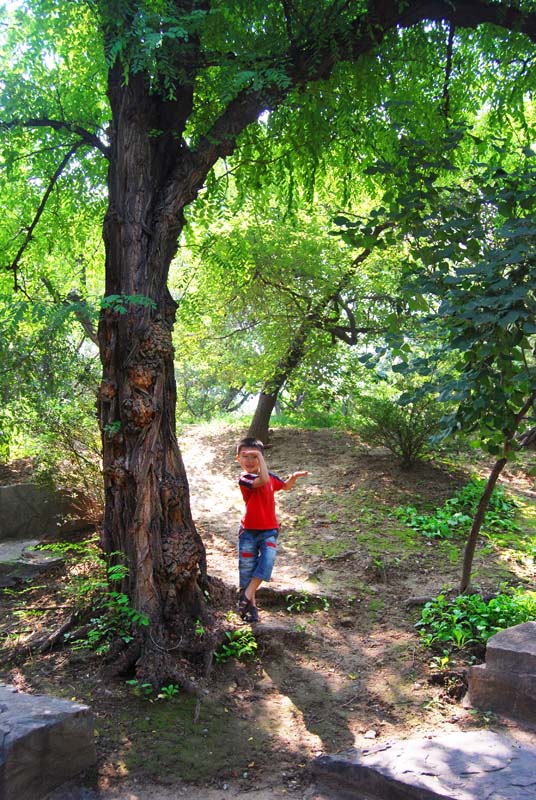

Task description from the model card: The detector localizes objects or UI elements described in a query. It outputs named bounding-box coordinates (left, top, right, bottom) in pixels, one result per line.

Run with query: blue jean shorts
left=238, top=527, right=278, bottom=588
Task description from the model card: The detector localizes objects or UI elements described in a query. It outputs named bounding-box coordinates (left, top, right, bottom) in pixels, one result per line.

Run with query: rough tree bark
left=96, top=64, right=220, bottom=683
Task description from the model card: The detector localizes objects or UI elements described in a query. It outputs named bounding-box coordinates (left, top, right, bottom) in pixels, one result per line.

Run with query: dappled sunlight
left=255, top=693, right=324, bottom=756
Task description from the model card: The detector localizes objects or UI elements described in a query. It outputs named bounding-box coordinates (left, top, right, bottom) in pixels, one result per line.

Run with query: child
left=235, top=437, right=310, bottom=623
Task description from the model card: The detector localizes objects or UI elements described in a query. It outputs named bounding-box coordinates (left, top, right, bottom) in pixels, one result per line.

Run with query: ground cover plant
left=416, top=587, right=536, bottom=651
left=395, top=477, right=520, bottom=540
left=0, top=423, right=534, bottom=797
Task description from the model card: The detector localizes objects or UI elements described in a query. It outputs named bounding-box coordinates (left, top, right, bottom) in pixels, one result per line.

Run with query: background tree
left=2, top=0, right=536, bottom=685
left=365, top=147, right=536, bottom=591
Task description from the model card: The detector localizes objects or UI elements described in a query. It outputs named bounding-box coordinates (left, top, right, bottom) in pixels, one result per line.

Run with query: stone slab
left=0, top=540, right=64, bottom=588
left=485, top=622, right=536, bottom=675
left=466, top=663, right=536, bottom=724
left=0, top=483, right=91, bottom=541
left=0, top=684, right=96, bottom=800
left=312, top=730, right=536, bottom=800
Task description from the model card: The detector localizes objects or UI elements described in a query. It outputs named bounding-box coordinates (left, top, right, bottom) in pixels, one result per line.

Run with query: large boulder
left=0, top=684, right=96, bottom=800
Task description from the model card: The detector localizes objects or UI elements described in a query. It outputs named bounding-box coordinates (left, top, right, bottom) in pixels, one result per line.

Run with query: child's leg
left=238, top=528, right=259, bottom=597
left=244, top=576, right=263, bottom=605
left=246, top=529, right=278, bottom=607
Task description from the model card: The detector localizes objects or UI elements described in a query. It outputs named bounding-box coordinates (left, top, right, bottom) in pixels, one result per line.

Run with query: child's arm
left=249, top=450, right=270, bottom=487
left=282, top=470, right=311, bottom=491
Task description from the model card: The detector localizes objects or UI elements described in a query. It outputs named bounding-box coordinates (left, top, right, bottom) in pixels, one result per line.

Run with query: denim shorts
left=238, top=527, right=278, bottom=588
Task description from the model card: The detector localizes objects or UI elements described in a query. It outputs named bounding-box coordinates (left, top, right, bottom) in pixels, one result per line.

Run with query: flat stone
left=312, top=731, right=536, bottom=800
left=0, top=540, right=64, bottom=588
left=0, top=684, right=96, bottom=800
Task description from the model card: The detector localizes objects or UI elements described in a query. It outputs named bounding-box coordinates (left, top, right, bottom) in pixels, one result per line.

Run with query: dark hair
left=236, top=437, right=264, bottom=455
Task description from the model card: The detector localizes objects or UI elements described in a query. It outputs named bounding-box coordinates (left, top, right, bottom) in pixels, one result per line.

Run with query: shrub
left=354, top=394, right=444, bottom=467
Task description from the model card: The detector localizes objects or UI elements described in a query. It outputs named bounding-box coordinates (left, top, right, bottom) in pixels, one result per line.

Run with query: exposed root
left=9, top=611, right=88, bottom=657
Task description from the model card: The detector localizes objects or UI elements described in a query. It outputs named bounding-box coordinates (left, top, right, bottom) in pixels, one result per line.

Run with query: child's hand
left=283, top=470, right=310, bottom=490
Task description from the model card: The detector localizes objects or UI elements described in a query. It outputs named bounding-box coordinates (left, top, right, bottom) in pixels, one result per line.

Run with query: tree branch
left=442, top=22, right=455, bottom=120
left=172, top=1, right=536, bottom=222
left=7, top=141, right=85, bottom=291
left=2, top=117, right=109, bottom=158
left=280, top=0, right=295, bottom=43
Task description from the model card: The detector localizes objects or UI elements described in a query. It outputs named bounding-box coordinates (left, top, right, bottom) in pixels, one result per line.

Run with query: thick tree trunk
left=96, top=69, right=207, bottom=684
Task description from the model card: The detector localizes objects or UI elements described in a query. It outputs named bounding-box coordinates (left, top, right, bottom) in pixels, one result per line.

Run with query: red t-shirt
left=239, top=472, right=285, bottom=530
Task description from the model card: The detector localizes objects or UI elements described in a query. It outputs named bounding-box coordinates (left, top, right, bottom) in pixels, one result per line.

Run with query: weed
left=158, top=684, right=180, bottom=700
left=416, top=586, right=536, bottom=651
left=214, top=628, right=257, bottom=663
left=195, top=620, right=206, bottom=636
left=395, top=477, right=519, bottom=540
left=126, top=680, right=180, bottom=701
left=468, top=708, right=498, bottom=726
left=126, top=679, right=154, bottom=699
left=285, top=592, right=330, bottom=613
left=429, top=651, right=451, bottom=670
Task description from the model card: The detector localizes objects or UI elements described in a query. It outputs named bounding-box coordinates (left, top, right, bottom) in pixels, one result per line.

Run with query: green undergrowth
left=395, top=477, right=520, bottom=540
left=417, top=586, right=536, bottom=652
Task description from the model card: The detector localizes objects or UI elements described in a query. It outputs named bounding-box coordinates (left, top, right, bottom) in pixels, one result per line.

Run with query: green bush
left=41, top=538, right=149, bottom=655
left=395, top=477, right=519, bottom=539
left=416, top=586, right=536, bottom=650
left=353, top=394, right=444, bottom=467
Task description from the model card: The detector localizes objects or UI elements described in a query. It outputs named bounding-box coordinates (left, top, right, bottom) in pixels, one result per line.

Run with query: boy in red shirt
left=235, top=437, right=310, bottom=623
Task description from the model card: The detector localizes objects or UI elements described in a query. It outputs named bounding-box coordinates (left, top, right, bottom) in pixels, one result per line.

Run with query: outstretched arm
left=283, top=471, right=311, bottom=491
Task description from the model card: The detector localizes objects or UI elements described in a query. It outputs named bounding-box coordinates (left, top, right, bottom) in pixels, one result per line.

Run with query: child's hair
left=236, top=437, right=264, bottom=455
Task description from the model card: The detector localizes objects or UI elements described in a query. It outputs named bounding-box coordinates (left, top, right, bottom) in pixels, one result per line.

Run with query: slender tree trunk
left=459, top=390, right=536, bottom=594
left=248, top=391, right=280, bottom=445
left=246, top=232, right=386, bottom=443
left=247, top=323, right=311, bottom=443
left=97, top=69, right=207, bottom=684
left=459, top=457, right=507, bottom=594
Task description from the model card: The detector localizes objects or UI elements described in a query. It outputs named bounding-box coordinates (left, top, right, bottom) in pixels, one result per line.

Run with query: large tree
left=2, top=0, right=536, bottom=684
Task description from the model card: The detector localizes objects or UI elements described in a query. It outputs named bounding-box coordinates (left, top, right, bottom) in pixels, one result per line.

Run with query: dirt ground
left=1, top=422, right=535, bottom=799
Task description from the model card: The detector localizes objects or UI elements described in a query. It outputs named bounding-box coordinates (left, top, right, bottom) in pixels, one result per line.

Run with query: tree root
left=9, top=611, right=87, bottom=657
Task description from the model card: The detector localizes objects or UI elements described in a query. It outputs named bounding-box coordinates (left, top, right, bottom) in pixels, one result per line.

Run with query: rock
left=0, top=684, right=96, bottom=800
left=466, top=621, right=536, bottom=723
left=0, top=540, right=65, bottom=588
left=0, top=483, right=92, bottom=541
left=313, top=730, right=536, bottom=800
